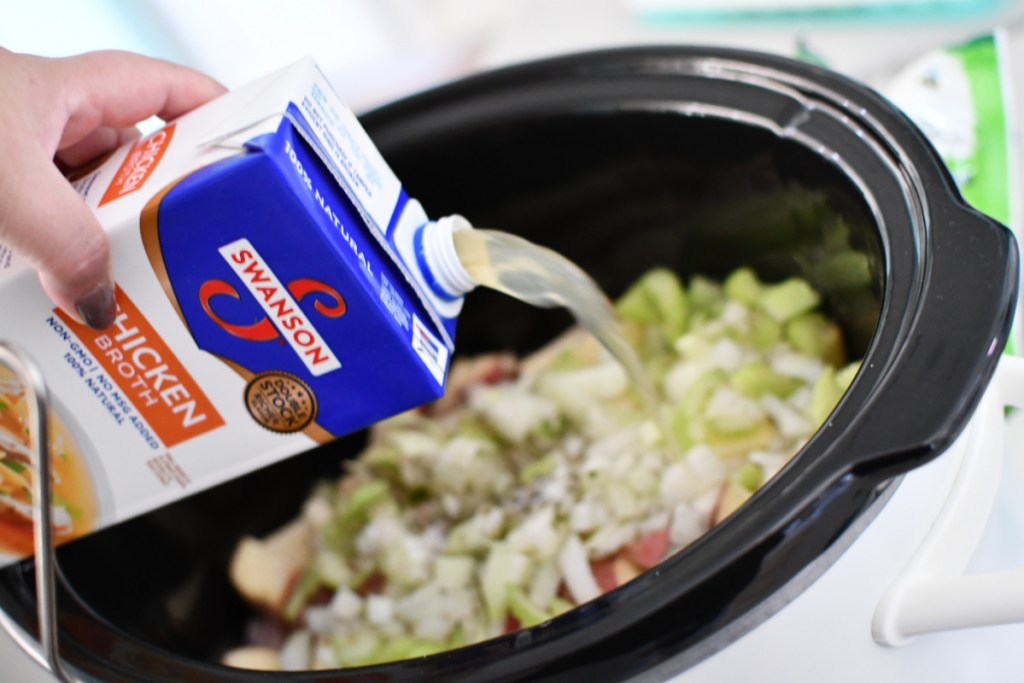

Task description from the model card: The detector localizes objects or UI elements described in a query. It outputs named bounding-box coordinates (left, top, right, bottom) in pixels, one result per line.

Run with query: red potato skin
left=626, top=528, right=670, bottom=569
left=591, top=557, right=620, bottom=593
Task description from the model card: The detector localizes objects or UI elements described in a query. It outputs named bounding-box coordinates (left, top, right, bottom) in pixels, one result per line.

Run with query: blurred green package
left=887, top=31, right=1020, bottom=354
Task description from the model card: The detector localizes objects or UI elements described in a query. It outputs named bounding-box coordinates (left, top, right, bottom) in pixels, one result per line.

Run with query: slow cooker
left=1, top=46, right=1022, bottom=682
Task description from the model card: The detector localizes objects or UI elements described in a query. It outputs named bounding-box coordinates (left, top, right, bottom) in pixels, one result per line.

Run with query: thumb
left=0, top=138, right=115, bottom=329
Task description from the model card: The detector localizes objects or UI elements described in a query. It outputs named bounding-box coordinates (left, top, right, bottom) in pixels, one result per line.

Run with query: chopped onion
left=558, top=534, right=601, bottom=604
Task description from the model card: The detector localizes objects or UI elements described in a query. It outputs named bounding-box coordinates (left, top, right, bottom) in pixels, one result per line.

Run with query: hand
left=0, top=48, right=225, bottom=329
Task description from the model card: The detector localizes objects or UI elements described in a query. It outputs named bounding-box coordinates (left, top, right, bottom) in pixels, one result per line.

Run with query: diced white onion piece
left=366, top=595, right=395, bottom=626
left=389, top=430, right=442, bottom=458
left=537, top=363, right=628, bottom=420
left=480, top=544, right=531, bottom=622
left=659, top=461, right=700, bottom=507
left=771, top=352, right=824, bottom=384
left=304, top=607, right=336, bottom=634
left=434, top=555, right=475, bottom=589
left=639, top=511, right=671, bottom=535
left=760, top=394, right=813, bottom=439
left=750, top=450, right=789, bottom=480
left=720, top=300, right=749, bottom=331
left=356, top=513, right=404, bottom=556
left=329, top=587, right=363, bottom=620
left=686, top=445, right=727, bottom=490
left=692, top=488, right=721, bottom=527
left=705, top=386, right=764, bottom=423
left=470, top=385, right=558, bottom=443
left=674, top=332, right=711, bottom=359
left=414, top=613, right=454, bottom=642
left=787, top=386, right=812, bottom=411
left=382, top=534, right=433, bottom=586
left=558, top=534, right=601, bottom=604
left=278, top=630, right=313, bottom=671
left=669, top=503, right=705, bottom=547
left=506, top=506, right=561, bottom=558
left=604, top=480, right=643, bottom=520
left=569, top=500, right=608, bottom=533
left=663, top=359, right=712, bottom=402
left=313, top=642, right=337, bottom=670
left=529, top=562, right=562, bottom=608
left=585, top=523, right=637, bottom=559
left=709, top=337, right=744, bottom=371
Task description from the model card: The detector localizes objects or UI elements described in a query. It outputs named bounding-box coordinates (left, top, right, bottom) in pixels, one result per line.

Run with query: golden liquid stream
left=453, top=229, right=674, bottom=447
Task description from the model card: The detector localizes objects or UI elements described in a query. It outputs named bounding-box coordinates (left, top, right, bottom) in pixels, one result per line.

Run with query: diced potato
left=222, top=646, right=282, bottom=671
left=711, top=481, right=754, bottom=525
left=230, top=520, right=311, bottom=612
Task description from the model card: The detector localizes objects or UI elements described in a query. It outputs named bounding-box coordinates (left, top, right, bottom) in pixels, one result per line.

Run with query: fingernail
left=75, top=281, right=117, bottom=330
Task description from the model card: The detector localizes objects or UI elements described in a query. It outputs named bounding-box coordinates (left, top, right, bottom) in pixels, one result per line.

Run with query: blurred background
left=0, top=0, right=1022, bottom=111
left=2, top=0, right=1024, bottom=680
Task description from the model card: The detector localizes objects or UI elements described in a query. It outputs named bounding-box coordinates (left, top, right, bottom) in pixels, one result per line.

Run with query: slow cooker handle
left=873, top=355, right=1024, bottom=644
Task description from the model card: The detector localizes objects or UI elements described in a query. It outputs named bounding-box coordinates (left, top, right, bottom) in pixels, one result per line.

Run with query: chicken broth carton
left=0, top=58, right=468, bottom=564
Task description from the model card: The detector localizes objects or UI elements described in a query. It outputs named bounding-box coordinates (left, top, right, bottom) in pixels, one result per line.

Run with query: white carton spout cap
left=419, top=215, right=477, bottom=298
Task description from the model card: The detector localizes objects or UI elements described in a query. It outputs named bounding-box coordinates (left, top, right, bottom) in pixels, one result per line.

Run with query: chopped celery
left=332, top=630, right=381, bottom=667
left=507, top=584, right=551, bottom=627
left=322, top=481, right=391, bottom=554
left=809, top=366, right=843, bottom=425
left=732, top=462, right=763, bottom=492
left=549, top=597, right=575, bottom=616
left=337, top=480, right=390, bottom=523
left=616, top=278, right=660, bottom=324
left=370, top=636, right=445, bottom=665
left=688, top=275, right=723, bottom=315
left=807, top=251, right=872, bottom=294
left=758, top=278, right=821, bottom=323
left=724, top=267, right=762, bottom=305
left=519, top=453, right=559, bottom=483
left=706, top=413, right=762, bottom=437
left=314, top=550, right=352, bottom=589
left=785, top=313, right=845, bottom=366
left=730, top=359, right=801, bottom=398
left=283, top=571, right=321, bottom=622
left=447, top=624, right=468, bottom=649
left=480, top=544, right=530, bottom=623
left=835, top=361, right=860, bottom=392
left=616, top=267, right=689, bottom=344
left=672, top=369, right=728, bottom=444
left=706, top=420, right=777, bottom=460
left=748, top=310, right=782, bottom=349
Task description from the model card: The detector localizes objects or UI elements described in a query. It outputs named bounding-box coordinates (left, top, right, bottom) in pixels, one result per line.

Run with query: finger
left=57, top=125, right=141, bottom=169
left=0, top=136, right=114, bottom=329
left=53, top=50, right=226, bottom=151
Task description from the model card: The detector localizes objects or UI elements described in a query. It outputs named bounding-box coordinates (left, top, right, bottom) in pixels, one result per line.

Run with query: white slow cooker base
left=644, top=370, right=1024, bottom=683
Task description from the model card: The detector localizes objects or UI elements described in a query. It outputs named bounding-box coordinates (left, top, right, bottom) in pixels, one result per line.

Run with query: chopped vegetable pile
left=224, top=267, right=860, bottom=671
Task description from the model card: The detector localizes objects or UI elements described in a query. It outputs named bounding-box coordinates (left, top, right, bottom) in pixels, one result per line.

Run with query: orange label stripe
left=56, top=286, right=224, bottom=447
left=98, top=124, right=176, bottom=207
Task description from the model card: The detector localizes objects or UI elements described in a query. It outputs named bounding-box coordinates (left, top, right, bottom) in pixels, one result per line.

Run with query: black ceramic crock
left=0, top=46, right=1017, bottom=682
